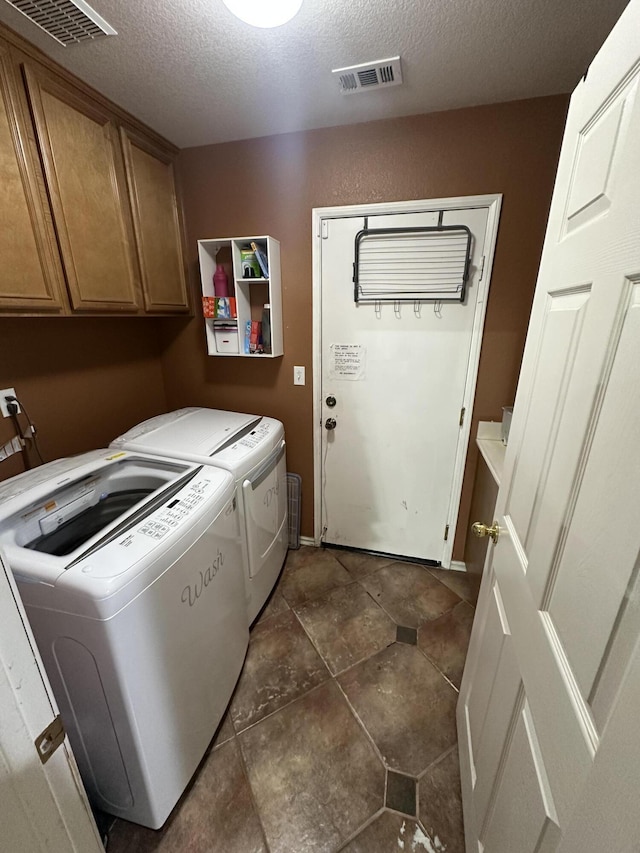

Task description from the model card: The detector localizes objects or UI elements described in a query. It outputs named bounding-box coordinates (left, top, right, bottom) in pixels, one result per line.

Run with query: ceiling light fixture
left=222, top=0, right=302, bottom=28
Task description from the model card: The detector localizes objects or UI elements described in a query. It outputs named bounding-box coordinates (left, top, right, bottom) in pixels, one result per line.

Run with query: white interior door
left=317, top=199, right=498, bottom=566
left=458, top=2, right=640, bottom=850
left=0, top=551, right=103, bottom=852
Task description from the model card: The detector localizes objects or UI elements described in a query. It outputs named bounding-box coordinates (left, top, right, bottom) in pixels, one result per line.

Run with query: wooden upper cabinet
left=23, top=64, right=143, bottom=313
left=120, top=129, right=190, bottom=313
left=0, top=44, right=66, bottom=311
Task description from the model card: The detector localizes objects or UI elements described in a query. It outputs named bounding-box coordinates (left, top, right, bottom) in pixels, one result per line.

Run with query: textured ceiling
left=0, top=0, right=629, bottom=148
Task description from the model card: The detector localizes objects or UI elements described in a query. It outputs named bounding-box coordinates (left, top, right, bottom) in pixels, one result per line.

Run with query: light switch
left=293, top=366, right=305, bottom=386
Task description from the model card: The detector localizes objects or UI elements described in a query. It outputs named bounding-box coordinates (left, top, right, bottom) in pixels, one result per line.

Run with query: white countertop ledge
left=476, top=421, right=506, bottom=486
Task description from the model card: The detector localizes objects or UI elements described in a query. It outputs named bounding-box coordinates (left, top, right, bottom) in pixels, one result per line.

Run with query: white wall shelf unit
left=198, top=235, right=283, bottom=358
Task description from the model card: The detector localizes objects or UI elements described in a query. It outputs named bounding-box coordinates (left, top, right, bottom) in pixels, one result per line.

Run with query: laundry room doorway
left=312, top=195, right=501, bottom=566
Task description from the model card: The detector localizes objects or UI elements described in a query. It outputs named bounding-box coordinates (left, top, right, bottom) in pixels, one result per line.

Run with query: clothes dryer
left=111, top=408, right=288, bottom=624
left=0, top=449, right=248, bottom=829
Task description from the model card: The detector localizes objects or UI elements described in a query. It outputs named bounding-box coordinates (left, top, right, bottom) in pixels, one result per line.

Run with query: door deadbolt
left=325, top=418, right=337, bottom=430
left=326, top=395, right=337, bottom=408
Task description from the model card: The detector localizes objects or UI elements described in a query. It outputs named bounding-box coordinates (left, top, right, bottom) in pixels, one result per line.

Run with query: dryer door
left=242, top=440, right=288, bottom=579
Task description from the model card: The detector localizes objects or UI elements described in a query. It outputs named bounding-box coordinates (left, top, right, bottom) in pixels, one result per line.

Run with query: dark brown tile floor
left=107, top=547, right=479, bottom=853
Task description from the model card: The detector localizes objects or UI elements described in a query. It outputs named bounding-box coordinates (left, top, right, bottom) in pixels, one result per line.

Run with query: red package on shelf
left=202, top=296, right=216, bottom=318
left=249, top=321, right=262, bottom=353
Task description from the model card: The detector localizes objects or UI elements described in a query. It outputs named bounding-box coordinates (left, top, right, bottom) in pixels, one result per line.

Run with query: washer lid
left=0, top=450, right=114, bottom=506
left=0, top=449, right=201, bottom=583
left=111, top=408, right=261, bottom=458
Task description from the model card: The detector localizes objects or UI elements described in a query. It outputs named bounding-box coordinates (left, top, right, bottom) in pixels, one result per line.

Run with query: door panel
left=588, top=516, right=640, bottom=733
left=546, top=281, right=640, bottom=708
left=466, top=582, right=512, bottom=759
left=0, top=45, right=65, bottom=311
left=24, top=65, right=142, bottom=312
left=458, top=2, right=640, bottom=849
left=469, top=588, right=521, bottom=825
left=481, top=702, right=560, bottom=853
left=562, top=74, right=637, bottom=236
left=505, top=288, right=591, bottom=551
left=120, top=128, right=189, bottom=313
left=319, top=204, right=493, bottom=564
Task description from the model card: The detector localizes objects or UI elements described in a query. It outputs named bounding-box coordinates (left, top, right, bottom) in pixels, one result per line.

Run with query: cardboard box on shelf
left=213, top=323, right=239, bottom=353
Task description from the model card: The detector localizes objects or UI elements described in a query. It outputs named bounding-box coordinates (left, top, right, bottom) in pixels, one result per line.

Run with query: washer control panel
left=79, top=468, right=234, bottom=579
left=235, top=421, right=273, bottom=450
left=138, top=482, right=208, bottom=540
left=214, top=418, right=281, bottom=467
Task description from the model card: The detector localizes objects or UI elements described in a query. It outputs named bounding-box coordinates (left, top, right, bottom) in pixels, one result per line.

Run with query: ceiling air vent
left=3, top=0, right=117, bottom=46
left=332, top=56, right=403, bottom=95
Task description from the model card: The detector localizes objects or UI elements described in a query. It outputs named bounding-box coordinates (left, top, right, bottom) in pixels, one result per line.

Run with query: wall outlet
left=293, top=366, right=305, bottom=386
left=0, top=388, right=21, bottom=418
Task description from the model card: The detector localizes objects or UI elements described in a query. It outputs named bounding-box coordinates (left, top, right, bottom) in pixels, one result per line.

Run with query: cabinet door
left=0, top=45, right=65, bottom=312
left=120, top=128, right=190, bottom=313
left=23, top=64, right=142, bottom=313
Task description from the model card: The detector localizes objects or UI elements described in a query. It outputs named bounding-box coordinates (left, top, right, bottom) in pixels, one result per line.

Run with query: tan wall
left=0, top=319, right=168, bottom=480
left=164, top=95, right=569, bottom=558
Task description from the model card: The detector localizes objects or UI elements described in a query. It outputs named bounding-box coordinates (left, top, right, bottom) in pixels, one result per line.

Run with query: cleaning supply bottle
left=213, top=264, right=228, bottom=297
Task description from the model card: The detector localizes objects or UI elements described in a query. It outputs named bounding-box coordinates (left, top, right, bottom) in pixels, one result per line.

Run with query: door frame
left=312, top=194, right=502, bottom=566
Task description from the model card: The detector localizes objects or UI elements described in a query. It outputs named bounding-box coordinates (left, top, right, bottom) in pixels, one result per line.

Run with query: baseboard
left=295, top=539, right=466, bottom=571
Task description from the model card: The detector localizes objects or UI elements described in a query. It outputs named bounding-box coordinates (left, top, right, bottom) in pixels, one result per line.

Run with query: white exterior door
left=0, top=552, right=103, bottom=853
left=458, top=2, right=640, bottom=850
left=315, top=198, right=500, bottom=566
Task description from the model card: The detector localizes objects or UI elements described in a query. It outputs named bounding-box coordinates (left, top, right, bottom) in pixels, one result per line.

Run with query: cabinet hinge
left=321, top=220, right=329, bottom=240
left=459, top=407, right=466, bottom=427
left=479, top=255, right=486, bottom=281
left=35, top=714, right=65, bottom=765
left=444, top=524, right=450, bottom=541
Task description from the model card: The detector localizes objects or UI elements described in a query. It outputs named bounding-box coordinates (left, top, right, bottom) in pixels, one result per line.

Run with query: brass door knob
left=472, top=521, right=500, bottom=544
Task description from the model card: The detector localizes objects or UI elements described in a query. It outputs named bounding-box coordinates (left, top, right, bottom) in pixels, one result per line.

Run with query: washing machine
left=0, top=449, right=248, bottom=829
left=111, top=408, right=288, bottom=624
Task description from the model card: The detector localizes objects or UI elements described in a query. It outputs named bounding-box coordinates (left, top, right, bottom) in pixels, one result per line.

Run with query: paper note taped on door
left=329, top=344, right=366, bottom=380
